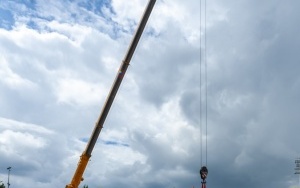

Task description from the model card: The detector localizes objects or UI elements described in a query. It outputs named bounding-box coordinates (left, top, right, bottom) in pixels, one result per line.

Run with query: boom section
left=66, top=0, right=156, bottom=187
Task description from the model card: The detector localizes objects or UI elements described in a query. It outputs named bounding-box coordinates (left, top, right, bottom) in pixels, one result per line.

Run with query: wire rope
left=200, top=0, right=208, bottom=168
left=200, top=0, right=203, bottom=167
left=199, top=1, right=208, bottom=187
left=205, top=0, right=208, bottom=167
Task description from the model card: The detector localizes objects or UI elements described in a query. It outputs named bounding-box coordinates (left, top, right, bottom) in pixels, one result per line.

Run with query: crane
left=65, top=1, right=156, bottom=187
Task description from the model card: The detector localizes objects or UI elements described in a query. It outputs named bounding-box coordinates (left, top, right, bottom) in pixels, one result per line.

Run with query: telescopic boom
left=66, top=1, right=156, bottom=187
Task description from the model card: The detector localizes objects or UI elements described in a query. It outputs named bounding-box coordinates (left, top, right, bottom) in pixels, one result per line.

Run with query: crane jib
left=66, top=0, right=156, bottom=188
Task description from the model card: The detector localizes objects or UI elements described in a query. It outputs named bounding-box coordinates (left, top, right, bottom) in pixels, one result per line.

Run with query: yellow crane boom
left=66, top=1, right=156, bottom=187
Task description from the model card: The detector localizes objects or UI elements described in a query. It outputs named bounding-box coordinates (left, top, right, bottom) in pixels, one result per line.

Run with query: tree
left=0, top=182, right=5, bottom=188
left=83, top=185, right=88, bottom=188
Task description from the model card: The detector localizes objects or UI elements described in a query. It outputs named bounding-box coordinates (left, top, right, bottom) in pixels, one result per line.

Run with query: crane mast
left=65, top=1, right=156, bottom=187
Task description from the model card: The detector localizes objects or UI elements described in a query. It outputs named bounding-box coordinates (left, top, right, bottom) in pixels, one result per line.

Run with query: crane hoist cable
left=199, top=0, right=208, bottom=187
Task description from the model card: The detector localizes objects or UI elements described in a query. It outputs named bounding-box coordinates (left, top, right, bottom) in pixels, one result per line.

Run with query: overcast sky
left=0, top=0, right=300, bottom=188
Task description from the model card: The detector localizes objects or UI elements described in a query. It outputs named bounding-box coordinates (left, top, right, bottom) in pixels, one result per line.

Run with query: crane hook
left=200, top=166, right=208, bottom=188
left=200, top=166, right=208, bottom=181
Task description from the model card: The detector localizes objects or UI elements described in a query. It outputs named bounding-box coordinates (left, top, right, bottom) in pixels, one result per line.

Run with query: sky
left=0, top=0, right=300, bottom=188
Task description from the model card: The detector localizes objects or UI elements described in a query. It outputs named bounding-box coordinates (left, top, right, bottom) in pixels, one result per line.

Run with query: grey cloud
left=1, top=0, right=300, bottom=188
left=134, top=23, right=200, bottom=107
left=204, top=0, right=300, bottom=187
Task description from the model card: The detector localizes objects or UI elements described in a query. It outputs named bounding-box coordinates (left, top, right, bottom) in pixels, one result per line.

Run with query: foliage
left=0, top=182, right=5, bottom=188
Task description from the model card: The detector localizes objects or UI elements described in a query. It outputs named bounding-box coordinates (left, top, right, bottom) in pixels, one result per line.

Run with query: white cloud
left=111, top=0, right=145, bottom=30
left=0, top=130, right=46, bottom=152
left=46, top=21, right=93, bottom=45
left=55, top=77, right=106, bottom=106
left=1, top=0, right=300, bottom=188
left=0, top=117, right=78, bottom=187
left=0, top=117, right=53, bottom=134
left=0, top=57, right=36, bottom=90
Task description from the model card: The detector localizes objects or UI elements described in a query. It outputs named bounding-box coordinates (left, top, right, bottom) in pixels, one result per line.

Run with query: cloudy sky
left=0, top=0, right=300, bottom=187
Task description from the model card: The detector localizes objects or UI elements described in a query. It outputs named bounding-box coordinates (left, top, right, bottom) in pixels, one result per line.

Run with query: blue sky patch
left=0, top=8, right=14, bottom=29
left=77, top=0, right=115, bottom=18
left=15, top=0, right=37, bottom=10
left=104, top=140, right=129, bottom=147
left=80, top=137, right=89, bottom=143
left=80, top=138, right=129, bottom=147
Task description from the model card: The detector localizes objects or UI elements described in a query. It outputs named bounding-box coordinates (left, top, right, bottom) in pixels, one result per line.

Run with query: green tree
left=83, top=185, right=88, bottom=188
left=0, top=182, right=5, bottom=188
